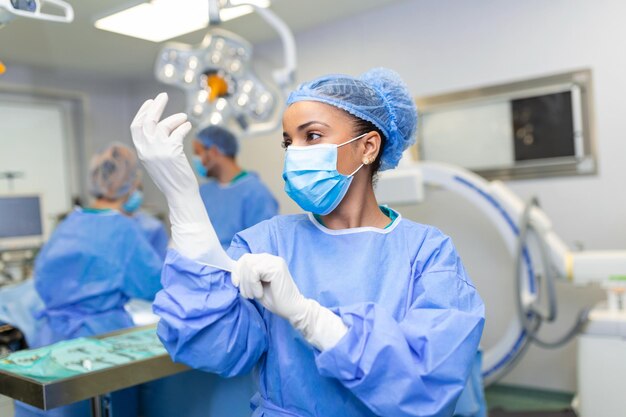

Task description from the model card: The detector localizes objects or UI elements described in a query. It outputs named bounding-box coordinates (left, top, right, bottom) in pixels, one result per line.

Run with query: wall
left=0, top=65, right=186, bottom=217
left=237, top=0, right=625, bottom=392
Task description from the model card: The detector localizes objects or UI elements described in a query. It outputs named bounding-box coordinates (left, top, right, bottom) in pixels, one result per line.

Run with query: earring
left=363, top=158, right=373, bottom=165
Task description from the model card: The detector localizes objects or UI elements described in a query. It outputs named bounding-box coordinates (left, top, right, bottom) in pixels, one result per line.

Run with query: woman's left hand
left=232, top=253, right=348, bottom=351
left=232, top=253, right=307, bottom=321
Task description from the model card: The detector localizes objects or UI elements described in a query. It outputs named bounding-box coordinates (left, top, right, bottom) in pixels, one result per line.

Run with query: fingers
left=144, top=92, right=169, bottom=135
left=235, top=255, right=265, bottom=300
left=159, top=113, right=189, bottom=135
left=172, top=121, right=193, bottom=140
left=231, top=269, right=241, bottom=288
left=131, top=99, right=154, bottom=128
left=247, top=277, right=264, bottom=299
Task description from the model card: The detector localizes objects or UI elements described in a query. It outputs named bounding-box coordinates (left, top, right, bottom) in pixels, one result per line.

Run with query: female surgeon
left=131, top=68, right=485, bottom=417
left=15, top=143, right=163, bottom=417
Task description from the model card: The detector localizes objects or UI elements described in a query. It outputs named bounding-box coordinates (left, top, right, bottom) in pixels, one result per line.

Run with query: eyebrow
left=283, top=121, right=331, bottom=138
left=297, top=121, right=330, bottom=131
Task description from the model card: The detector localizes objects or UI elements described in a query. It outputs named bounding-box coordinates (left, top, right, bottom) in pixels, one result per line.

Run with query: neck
left=320, top=172, right=389, bottom=229
left=91, top=198, right=123, bottom=211
left=214, top=159, right=242, bottom=184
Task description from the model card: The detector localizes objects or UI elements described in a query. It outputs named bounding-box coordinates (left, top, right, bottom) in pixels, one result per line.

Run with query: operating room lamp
left=0, top=0, right=73, bottom=27
left=0, top=0, right=74, bottom=74
left=154, top=0, right=296, bottom=136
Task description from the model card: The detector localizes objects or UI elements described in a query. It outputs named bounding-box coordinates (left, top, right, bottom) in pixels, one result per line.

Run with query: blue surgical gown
left=14, top=208, right=164, bottom=417
left=33, top=208, right=163, bottom=347
left=134, top=211, right=169, bottom=260
left=142, top=173, right=274, bottom=417
left=199, top=172, right=279, bottom=249
left=154, top=210, right=485, bottom=417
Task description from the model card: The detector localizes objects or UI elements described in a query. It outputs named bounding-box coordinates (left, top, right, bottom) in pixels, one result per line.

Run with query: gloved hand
left=130, top=93, right=195, bottom=204
left=130, top=93, right=235, bottom=271
left=232, top=253, right=348, bottom=351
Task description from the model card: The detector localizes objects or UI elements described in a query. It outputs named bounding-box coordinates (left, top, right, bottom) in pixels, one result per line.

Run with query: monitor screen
left=0, top=196, right=43, bottom=238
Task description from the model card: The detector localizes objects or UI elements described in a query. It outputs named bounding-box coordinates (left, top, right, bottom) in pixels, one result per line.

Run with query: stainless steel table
left=0, top=325, right=189, bottom=416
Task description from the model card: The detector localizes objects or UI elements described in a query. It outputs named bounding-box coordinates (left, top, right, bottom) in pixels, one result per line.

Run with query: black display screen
left=512, top=91, right=576, bottom=161
left=0, top=196, right=42, bottom=238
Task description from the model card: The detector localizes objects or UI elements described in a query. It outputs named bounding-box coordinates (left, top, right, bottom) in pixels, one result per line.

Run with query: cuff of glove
left=167, top=189, right=211, bottom=226
left=171, top=222, right=235, bottom=271
left=290, top=299, right=348, bottom=351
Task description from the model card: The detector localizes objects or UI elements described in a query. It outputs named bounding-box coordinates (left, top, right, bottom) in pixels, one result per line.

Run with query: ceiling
left=0, top=0, right=405, bottom=79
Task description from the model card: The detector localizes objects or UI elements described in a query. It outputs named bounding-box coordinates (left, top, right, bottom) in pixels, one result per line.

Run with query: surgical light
left=0, top=0, right=73, bottom=27
left=94, top=0, right=270, bottom=43
left=155, top=29, right=279, bottom=134
left=154, top=3, right=296, bottom=136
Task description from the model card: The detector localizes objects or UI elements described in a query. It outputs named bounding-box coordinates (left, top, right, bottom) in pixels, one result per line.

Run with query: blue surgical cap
left=89, top=142, right=139, bottom=200
left=196, top=125, right=239, bottom=157
left=286, top=68, right=418, bottom=171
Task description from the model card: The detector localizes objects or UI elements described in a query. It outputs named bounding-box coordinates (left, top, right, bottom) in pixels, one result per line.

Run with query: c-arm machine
left=376, top=158, right=626, bottom=384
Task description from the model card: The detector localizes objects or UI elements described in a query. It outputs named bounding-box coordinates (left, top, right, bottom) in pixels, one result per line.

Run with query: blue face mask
left=192, top=156, right=208, bottom=178
left=123, top=190, right=143, bottom=214
left=283, top=133, right=367, bottom=215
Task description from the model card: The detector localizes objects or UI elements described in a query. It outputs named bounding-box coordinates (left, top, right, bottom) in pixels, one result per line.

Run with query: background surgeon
left=14, top=143, right=163, bottom=417
left=192, top=125, right=278, bottom=249
left=127, top=185, right=170, bottom=260
left=132, top=68, right=485, bottom=417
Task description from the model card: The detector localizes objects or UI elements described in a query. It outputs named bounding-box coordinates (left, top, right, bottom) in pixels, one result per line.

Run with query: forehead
left=282, top=101, right=354, bottom=128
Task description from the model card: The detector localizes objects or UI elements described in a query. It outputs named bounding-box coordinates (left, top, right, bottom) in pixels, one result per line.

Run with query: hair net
left=196, top=125, right=239, bottom=157
left=89, top=142, right=139, bottom=200
left=286, top=68, right=418, bottom=171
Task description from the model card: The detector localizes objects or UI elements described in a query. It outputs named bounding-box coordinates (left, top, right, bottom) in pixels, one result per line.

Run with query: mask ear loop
left=349, top=163, right=365, bottom=177
left=338, top=132, right=369, bottom=177
left=337, top=132, right=368, bottom=148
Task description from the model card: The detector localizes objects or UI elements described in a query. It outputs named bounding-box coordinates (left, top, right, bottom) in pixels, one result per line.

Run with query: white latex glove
left=130, top=93, right=235, bottom=271
left=232, top=253, right=348, bottom=351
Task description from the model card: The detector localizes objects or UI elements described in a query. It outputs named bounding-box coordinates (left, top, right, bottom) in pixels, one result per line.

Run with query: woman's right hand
left=130, top=93, right=235, bottom=271
left=130, top=92, right=196, bottom=201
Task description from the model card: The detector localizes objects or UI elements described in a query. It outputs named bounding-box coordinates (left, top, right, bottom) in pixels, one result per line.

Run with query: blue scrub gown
left=134, top=211, right=169, bottom=260
left=154, top=210, right=485, bottom=417
left=14, top=208, right=163, bottom=417
left=199, top=172, right=279, bottom=249
left=140, top=172, right=276, bottom=417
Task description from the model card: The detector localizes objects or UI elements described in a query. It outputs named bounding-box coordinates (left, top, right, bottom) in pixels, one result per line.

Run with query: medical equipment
left=0, top=0, right=73, bottom=27
left=376, top=158, right=626, bottom=386
left=0, top=326, right=188, bottom=415
left=0, top=195, right=43, bottom=251
left=155, top=1, right=296, bottom=136
left=0, top=195, right=43, bottom=286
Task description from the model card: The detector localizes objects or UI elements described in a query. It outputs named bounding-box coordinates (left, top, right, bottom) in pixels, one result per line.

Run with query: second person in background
left=193, top=125, right=279, bottom=249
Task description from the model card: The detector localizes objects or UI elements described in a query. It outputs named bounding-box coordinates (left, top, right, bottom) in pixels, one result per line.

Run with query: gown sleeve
left=315, top=229, right=485, bottom=417
left=152, top=239, right=268, bottom=377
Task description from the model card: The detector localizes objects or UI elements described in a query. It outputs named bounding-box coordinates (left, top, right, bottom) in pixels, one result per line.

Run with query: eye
left=306, top=132, right=322, bottom=142
left=281, top=137, right=292, bottom=149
